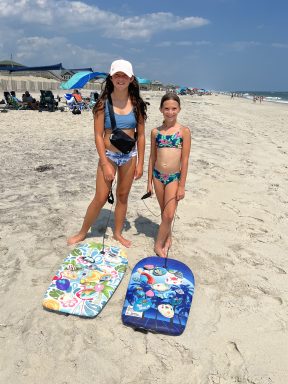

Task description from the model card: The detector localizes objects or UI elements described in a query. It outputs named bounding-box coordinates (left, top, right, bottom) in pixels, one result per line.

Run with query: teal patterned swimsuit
left=155, top=130, right=183, bottom=149
left=153, top=168, right=181, bottom=186
left=153, top=129, right=182, bottom=186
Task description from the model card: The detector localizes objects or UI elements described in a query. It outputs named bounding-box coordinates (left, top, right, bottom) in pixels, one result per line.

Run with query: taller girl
left=147, top=93, right=191, bottom=257
left=68, top=60, right=147, bottom=247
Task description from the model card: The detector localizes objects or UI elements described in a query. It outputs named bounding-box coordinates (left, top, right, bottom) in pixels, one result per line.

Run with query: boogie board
left=122, top=256, right=195, bottom=336
left=43, top=242, right=128, bottom=317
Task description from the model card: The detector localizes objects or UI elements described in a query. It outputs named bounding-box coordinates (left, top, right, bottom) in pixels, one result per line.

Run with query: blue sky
left=0, top=0, right=287, bottom=91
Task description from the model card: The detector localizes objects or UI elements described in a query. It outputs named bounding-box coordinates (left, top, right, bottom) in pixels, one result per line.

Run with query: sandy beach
left=0, top=91, right=288, bottom=384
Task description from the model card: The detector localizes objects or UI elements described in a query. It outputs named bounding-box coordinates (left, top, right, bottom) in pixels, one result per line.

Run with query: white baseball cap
left=109, top=59, right=134, bottom=77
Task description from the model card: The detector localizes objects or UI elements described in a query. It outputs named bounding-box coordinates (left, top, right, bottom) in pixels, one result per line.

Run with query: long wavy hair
left=92, top=75, right=147, bottom=122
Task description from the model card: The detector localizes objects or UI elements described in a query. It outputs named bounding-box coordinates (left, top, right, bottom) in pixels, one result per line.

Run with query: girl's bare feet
left=113, top=233, right=132, bottom=248
left=67, top=232, right=86, bottom=246
left=164, top=236, right=172, bottom=255
left=154, top=245, right=167, bottom=258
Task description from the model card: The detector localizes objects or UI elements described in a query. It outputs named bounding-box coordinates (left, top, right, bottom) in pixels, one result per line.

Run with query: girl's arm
left=94, top=106, right=115, bottom=180
left=147, top=128, right=157, bottom=193
left=134, top=115, right=145, bottom=180
left=177, top=126, right=191, bottom=200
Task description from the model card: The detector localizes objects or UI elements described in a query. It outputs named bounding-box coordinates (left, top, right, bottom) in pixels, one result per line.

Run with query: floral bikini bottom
left=153, top=168, right=181, bottom=186
left=105, top=148, right=137, bottom=167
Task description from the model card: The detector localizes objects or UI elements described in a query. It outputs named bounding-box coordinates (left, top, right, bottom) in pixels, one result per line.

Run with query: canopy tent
left=0, top=63, right=64, bottom=72
left=59, top=71, right=107, bottom=90
left=0, top=63, right=94, bottom=75
left=67, top=67, right=93, bottom=72
left=176, top=86, right=188, bottom=94
left=136, top=77, right=151, bottom=85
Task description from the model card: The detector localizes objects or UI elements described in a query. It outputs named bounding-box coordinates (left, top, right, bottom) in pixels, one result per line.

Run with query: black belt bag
left=107, top=96, right=137, bottom=154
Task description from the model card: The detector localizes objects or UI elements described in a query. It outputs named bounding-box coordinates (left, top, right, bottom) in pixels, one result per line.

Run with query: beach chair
left=71, top=92, right=89, bottom=111
left=39, top=90, right=58, bottom=112
left=63, top=93, right=76, bottom=111
left=63, top=92, right=88, bottom=113
left=89, top=91, right=99, bottom=108
left=3, top=91, right=27, bottom=110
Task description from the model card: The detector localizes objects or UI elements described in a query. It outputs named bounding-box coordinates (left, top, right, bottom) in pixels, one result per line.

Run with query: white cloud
left=156, top=41, right=173, bottom=48
left=178, top=40, right=211, bottom=47
left=156, top=40, right=211, bottom=47
left=0, top=1, right=210, bottom=71
left=0, top=0, right=209, bottom=40
left=15, top=36, right=114, bottom=68
left=227, top=41, right=261, bottom=51
left=177, top=41, right=194, bottom=46
left=272, top=43, right=288, bottom=49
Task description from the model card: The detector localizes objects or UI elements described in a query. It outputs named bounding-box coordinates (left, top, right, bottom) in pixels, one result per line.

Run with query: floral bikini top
left=156, top=129, right=183, bottom=149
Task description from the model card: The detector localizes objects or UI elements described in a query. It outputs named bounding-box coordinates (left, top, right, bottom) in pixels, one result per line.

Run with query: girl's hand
left=134, top=164, right=143, bottom=180
left=102, top=162, right=115, bottom=181
left=177, top=186, right=185, bottom=201
left=147, top=182, right=154, bottom=196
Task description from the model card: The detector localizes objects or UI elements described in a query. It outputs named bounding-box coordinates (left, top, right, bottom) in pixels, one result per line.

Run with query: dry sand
left=0, top=91, right=288, bottom=383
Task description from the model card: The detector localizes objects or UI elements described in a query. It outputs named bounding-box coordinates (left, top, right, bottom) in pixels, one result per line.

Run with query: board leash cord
left=101, top=181, right=116, bottom=254
left=164, top=205, right=177, bottom=268
left=141, top=192, right=178, bottom=265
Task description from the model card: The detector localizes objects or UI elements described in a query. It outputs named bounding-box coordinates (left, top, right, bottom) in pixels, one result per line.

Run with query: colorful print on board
left=122, top=256, right=195, bottom=336
left=43, top=243, right=128, bottom=317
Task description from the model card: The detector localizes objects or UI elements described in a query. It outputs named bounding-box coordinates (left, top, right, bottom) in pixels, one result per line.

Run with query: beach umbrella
left=136, top=77, right=151, bottom=85
left=176, top=86, right=188, bottom=94
left=60, top=71, right=107, bottom=90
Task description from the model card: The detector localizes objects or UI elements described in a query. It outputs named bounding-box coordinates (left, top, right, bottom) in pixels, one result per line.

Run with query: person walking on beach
left=147, top=93, right=191, bottom=257
left=67, top=59, right=147, bottom=247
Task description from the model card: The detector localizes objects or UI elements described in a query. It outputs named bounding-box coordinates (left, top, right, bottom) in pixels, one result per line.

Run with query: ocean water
left=235, top=91, right=288, bottom=104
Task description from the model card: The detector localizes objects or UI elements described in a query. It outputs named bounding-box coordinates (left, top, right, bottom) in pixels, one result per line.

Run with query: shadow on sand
left=134, top=214, right=158, bottom=239
left=88, top=208, right=132, bottom=239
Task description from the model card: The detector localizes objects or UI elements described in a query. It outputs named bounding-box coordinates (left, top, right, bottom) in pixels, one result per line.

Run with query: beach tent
left=2, top=63, right=64, bottom=72
left=176, top=86, right=188, bottom=95
left=67, top=67, right=93, bottom=72
left=0, top=63, right=96, bottom=74
left=59, top=71, right=107, bottom=90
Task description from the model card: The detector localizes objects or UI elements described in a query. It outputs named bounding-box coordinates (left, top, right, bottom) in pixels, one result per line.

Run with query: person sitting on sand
left=67, top=59, right=147, bottom=248
left=10, top=91, right=22, bottom=103
left=22, top=91, right=33, bottom=102
left=22, top=91, right=39, bottom=110
left=147, top=92, right=191, bottom=257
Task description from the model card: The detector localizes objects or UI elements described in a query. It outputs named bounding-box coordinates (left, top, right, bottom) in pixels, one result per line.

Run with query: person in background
left=22, top=91, right=38, bottom=109
left=10, top=91, right=22, bottom=103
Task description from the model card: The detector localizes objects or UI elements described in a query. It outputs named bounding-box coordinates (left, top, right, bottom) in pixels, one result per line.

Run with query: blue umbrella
left=60, top=71, right=107, bottom=90
left=136, top=77, right=151, bottom=85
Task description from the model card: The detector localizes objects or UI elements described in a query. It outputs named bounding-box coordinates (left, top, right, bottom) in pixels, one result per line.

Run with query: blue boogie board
left=122, top=256, right=195, bottom=335
left=43, top=242, right=128, bottom=317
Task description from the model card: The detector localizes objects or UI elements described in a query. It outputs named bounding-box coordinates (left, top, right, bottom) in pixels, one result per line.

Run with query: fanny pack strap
left=107, top=95, right=138, bottom=139
left=107, top=96, right=117, bottom=133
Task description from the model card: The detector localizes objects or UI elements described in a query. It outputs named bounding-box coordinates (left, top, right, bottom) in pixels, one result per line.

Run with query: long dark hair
left=93, top=75, right=147, bottom=122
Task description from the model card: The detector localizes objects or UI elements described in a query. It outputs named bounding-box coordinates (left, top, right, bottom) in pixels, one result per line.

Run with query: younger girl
left=68, top=59, right=147, bottom=247
left=147, top=93, right=191, bottom=257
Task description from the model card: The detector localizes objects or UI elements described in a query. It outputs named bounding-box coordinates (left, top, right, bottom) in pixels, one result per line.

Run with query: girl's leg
left=113, top=156, right=137, bottom=248
left=67, top=161, right=116, bottom=245
left=153, top=177, right=166, bottom=257
left=155, top=180, right=178, bottom=257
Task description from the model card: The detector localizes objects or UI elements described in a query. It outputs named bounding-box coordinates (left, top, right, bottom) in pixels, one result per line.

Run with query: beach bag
left=72, top=108, right=81, bottom=115
left=107, top=96, right=137, bottom=154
